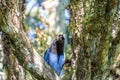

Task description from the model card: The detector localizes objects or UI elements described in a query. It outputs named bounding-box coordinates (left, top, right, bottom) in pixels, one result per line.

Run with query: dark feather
left=44, top=34, right=65, bottom=76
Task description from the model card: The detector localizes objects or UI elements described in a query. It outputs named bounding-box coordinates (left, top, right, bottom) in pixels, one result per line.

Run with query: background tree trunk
left=70, top=0, right=120, bottom=80
left=0, top=32, right=6, bottom=80
left=0, top=0, right=60, bottom=80
left=2, top=33, right=25, bottom=80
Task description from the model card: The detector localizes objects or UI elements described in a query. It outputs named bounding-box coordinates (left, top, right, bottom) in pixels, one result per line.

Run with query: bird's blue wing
left=59, top=53, right=65, bottom=68
left=55, top=53, right=65, bottom=76
left=44, top=49, right=50, bottom=63
left=43, top=49, right=65, bottom=76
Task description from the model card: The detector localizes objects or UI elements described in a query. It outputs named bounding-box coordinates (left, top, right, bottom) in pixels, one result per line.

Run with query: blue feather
left=44, top=35, right=65, bottom=76
left=44, top=48, right=65, bottom=76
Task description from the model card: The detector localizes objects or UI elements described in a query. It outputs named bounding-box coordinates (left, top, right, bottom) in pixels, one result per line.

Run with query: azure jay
left=44, top=34, right=65, bottom=76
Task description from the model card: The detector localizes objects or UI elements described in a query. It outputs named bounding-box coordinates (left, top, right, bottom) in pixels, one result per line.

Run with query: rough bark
left=0, top=32, right=6, bottom=80
left=69, top=0, right=119, bottom=80
left=107, top=11, right=120, bottom=79
left=0, top=0, right=60, bottom=80
left=108, top=53, right=120, bottom=80
left=2, top=33, right=25, bottom=80
left=69, top=1, right=90, bottom=80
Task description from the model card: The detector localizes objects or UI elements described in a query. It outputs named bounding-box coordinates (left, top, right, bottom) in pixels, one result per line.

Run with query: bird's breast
left=49, top=52, right=58, bottom=66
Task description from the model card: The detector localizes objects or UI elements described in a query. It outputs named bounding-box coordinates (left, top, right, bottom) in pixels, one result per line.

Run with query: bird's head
left=50, top=34, right=65, bottom=54
left=56, top=34, right=65, bottom=46
left=56, top=34, right=65, bottom=55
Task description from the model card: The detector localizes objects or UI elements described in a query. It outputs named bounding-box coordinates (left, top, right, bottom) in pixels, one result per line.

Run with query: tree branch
left=0, top=0, right=60, bottom=79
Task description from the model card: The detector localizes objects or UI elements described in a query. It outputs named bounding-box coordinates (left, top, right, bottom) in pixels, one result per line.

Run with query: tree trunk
left=0, top=0, right=60, bottom=80
left=109, top=53, right=120, bottom=80
left=2, top=33, right=25, bottom=80
left=69, top=0, right=119, bottom=80
left=0, top=32, right=6, bottom=80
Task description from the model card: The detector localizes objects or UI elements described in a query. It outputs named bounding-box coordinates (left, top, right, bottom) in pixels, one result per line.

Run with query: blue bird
left=44, top=34, right=65, bottom=76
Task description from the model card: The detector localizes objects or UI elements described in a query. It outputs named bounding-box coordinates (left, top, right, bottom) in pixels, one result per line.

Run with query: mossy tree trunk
left=2, top=33, right=25, bottom=80
left=70, top=0, right=120, bottom=80
left=0, top=0, right=60, bottom=80
left=0, top=33, right=6, bottom=80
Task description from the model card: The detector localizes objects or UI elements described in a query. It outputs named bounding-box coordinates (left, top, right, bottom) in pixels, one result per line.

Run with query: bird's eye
left=62, top=37, right=64, bottom=40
